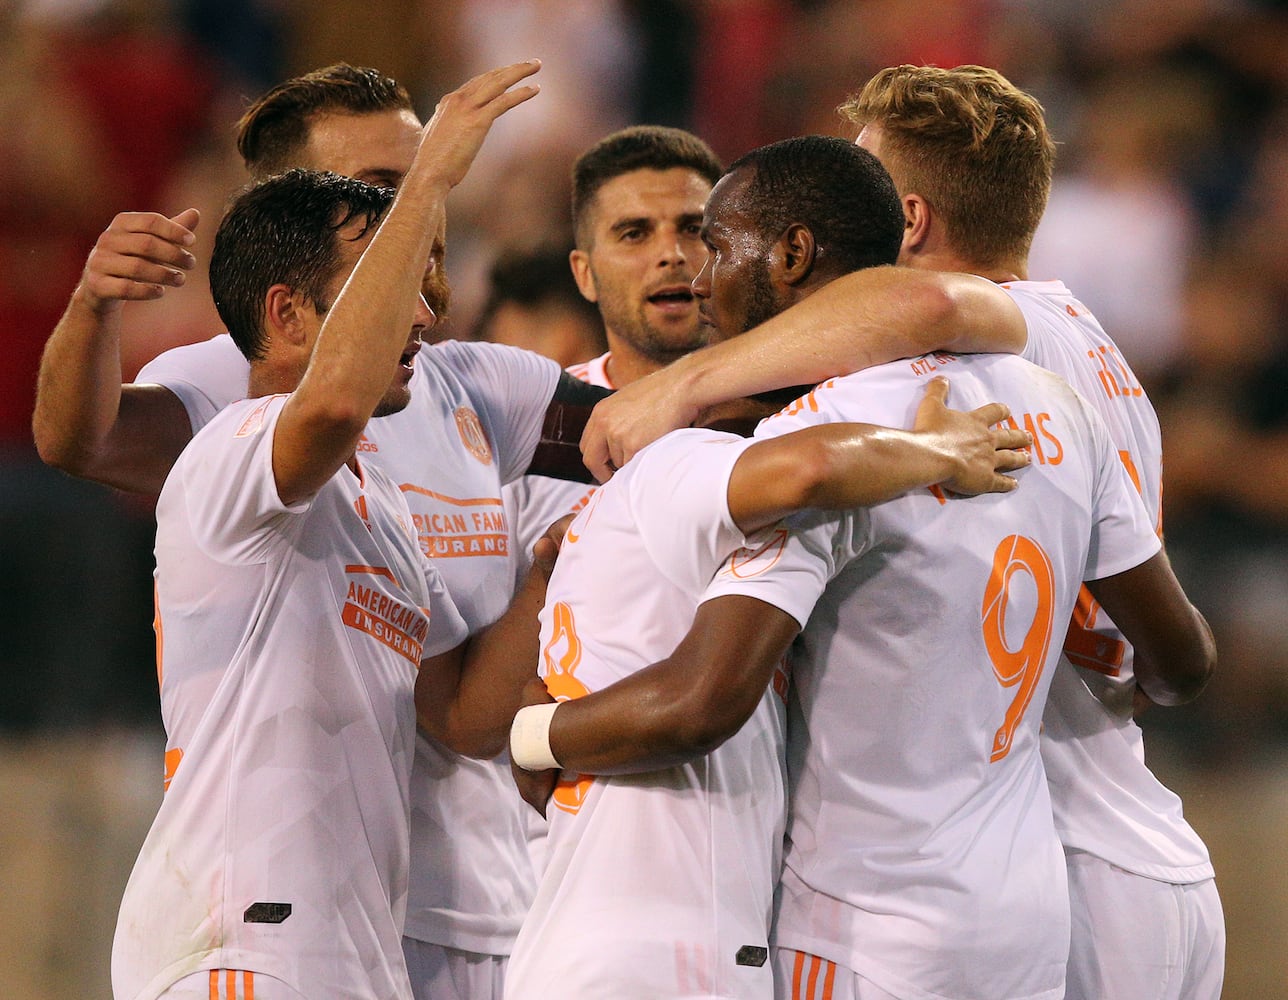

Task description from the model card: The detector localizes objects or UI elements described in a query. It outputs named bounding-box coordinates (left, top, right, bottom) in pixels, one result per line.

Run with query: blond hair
left=840, top=65, right=1055, bottom=267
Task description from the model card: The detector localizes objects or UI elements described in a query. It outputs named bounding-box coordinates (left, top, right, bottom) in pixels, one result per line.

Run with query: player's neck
left=912, top=246, right=1027, bottom=284
left=602, top=345, right=665, bottom=389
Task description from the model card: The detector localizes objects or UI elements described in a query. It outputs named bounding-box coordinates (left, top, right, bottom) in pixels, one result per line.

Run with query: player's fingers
left=106, top=210, right=198, bottom=248
left=82, top=273, right=169, bottom=302
left=993, top=449, right=1031, bottom=474
left=971, top=401, right=1011, bottom=427
left=921, top=376, right=950, bottom=404
left=89, top=247, right=188, bottom=287
left=991, top=425, right=1033, bottom=452
left=463, top=59, right=541, bottom=104
left=169, top=207, right=201, bottom=238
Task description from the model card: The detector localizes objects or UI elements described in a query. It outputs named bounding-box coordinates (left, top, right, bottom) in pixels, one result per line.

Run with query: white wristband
left=510, top=702, right=562, bottom=772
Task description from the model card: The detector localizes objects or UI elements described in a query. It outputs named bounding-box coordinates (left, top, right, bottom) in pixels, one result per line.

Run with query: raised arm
left=32, top=210, right=201, bottom=493
left=272, top=61, right=541, bottom=503
left=581, top=267, right=1027, bottom=481
left=726, top=377, right=1030, bottom=534
left=1085, top=549, right=1216, bottom=707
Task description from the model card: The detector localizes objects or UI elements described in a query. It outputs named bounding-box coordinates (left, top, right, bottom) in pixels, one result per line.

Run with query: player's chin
left=372, top=383, right=412, bottom=419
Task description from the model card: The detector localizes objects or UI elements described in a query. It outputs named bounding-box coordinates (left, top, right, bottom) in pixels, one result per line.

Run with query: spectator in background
left=472, top=246, right=607, bottom=368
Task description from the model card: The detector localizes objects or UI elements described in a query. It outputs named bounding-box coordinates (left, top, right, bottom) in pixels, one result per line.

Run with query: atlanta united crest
left=454, top=406, right=493, bottom=465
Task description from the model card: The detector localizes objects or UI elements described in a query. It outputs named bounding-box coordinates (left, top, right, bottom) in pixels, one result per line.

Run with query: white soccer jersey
left=502, top=350, right=613, bottom=586
left=1005, top=280, right=1215, bottom=881
left=113, top=394, right=469, bottom=1000
left=706, top=353, right=1161, bottom=1000
left=505, top=429, right=789, bottom=1000
left=138, top=335, right=561, bottom=953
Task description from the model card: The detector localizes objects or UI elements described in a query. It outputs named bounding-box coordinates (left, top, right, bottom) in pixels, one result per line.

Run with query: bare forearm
left=419, top=561, right=549, bottom=758
left=33, top=291, right=126, bottom=470
left=729, top=424, right=958, bottom=533
left=675, top=269, right=1025, bottom=415
left=544, top=599, right=798, bottom=773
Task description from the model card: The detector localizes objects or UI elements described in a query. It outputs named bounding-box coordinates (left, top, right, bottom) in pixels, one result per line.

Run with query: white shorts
left=160, top=970, right=306, bottom=999
left=771, top=948, right=900, bottom=1000
left=403, top=937, right=507, bottom=1000
left=1065, top=850, right=1225, bottom=1000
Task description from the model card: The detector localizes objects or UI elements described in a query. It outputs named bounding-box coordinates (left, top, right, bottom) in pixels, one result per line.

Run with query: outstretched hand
left=78, top=208, right=200, bottom=315
left=579, top=364, right=696, bottom=483
left=913, top=377, right=1032, bottom=496
left=417, top=60, right=542, bottom=190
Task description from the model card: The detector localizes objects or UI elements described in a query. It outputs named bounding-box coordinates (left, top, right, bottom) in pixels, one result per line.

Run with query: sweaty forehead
left=298, top=108, right=422, bottom=186
left=702, top=168, right=753, bottom=229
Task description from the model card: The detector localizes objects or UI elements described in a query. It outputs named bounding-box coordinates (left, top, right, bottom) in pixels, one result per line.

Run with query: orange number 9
left=981, top=535, right=1057, bottom=762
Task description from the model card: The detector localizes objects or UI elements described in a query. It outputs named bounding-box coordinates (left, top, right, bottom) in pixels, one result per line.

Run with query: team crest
left=454, top=407, right=493, bottom=465
left=724, top=528, right=789, bottom=579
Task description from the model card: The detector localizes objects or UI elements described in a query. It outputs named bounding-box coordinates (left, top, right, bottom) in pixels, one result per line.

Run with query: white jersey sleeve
left=135, top=333, right=250, bottom=434
left=430, top=340, right=561, bottom=485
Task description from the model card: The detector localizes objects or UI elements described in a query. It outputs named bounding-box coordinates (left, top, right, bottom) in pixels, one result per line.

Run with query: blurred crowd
left=2, top=0, right=1287, bottom=762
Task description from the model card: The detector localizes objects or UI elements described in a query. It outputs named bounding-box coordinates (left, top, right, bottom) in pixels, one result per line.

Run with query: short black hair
left=571, top=125, right=723, bottom=246
left=210, top=169, right=393, bottom=360
left=727, top=136, right=904, bottom=274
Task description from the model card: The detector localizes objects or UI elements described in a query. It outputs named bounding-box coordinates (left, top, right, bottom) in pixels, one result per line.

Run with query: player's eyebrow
left=609, top=216, right=654, bottom=235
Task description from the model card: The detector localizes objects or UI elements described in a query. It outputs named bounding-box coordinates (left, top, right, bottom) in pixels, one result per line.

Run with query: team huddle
left=33, top=56, right=1222, bottom=1000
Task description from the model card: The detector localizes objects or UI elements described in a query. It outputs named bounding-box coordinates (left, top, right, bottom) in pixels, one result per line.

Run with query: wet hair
left=571, top=125, right=723, bottom=246
left=726, top=135, right=905, bottom=274
left=210, top=169, right=393, bottom=361
left=236, top=64, right=415, bottom=179
left=839, top=64, right=1055, bottom=266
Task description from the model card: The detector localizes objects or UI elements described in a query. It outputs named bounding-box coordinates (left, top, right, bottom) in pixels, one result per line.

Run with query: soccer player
left=32, top=64, right=601, bottom=1000
left=500, top=136, right=1032, bottom=999
left=580, top=64, right=1225, bottom=1000
left=112, top=64, right=537, bottom=1000
left=519, top=134, right=1214, bottom=1000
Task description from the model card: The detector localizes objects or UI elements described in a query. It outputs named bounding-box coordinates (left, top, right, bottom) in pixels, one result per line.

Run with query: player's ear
left=773, top=222, right=817, bottom=288
left=264, top=284, right=310, bottom=348
left=569, top=249, right=598, bottom=303
left=902, top=193, right=931, bottom=254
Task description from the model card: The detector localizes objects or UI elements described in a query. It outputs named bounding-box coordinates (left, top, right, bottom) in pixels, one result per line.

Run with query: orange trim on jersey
left=344, top=564, right=397, bottom=584
left=400, top=484, right=503, bottom=507
left=163, top=747, right=183, bottom=792
left=792, top=951, right=837, bottom=1000
left=153, top=581, right=164, bottom=687
left=208, top=970, right=255, bottom=999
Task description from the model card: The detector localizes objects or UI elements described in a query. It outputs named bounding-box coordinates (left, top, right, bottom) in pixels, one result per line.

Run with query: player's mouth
left=398, top=339, right=422, bottom=375
left=646, top=285, right=696, bottom=315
